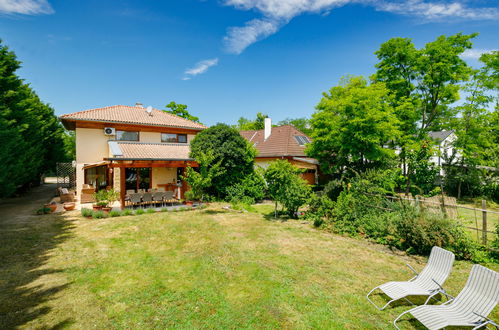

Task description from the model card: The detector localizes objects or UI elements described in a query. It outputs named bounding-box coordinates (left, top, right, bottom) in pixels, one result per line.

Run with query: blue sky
left=1, top=0, right=498, bottom=126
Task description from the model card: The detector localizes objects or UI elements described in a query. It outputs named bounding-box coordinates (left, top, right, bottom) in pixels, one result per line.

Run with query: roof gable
left=60, top=105, right=206, bottom=130
left=240, top=125, right=311, bottom=157
left=428, top=130, right=454, bottom=143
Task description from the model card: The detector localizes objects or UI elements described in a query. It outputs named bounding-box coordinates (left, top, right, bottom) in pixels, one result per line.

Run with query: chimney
left=264, top=117, right=272, bottom=140
left=135, top=102, right=143, bottom=108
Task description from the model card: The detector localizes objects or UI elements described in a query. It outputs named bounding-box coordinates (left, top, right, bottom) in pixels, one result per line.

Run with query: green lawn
left=1, top=204, right=498, bottom=329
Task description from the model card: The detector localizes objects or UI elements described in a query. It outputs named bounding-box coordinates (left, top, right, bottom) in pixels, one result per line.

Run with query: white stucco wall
left=152, top=167, right=177, bottom=188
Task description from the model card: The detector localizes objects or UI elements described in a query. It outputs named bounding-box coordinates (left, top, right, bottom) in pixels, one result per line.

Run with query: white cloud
left=374, top=0, right=499, bottom=20
left=183, top=58, right=219, bottom=80
left=0, top=0, right=54, bottom=15
left=460, top=48, right=498, bottom=60
left=223, top=0, right=499, bottom=54
left=224, top=18, right=280, bottom=54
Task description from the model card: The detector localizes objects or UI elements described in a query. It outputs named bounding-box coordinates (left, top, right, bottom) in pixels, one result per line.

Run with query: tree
left=373, top=33, right=477, bottom=137
left=189, top=123, right=256, bottom=197
left=234, top=112, right=268, bottom=130
left=264, top=160, right=310, bottom=218
left=405, top=140, right=439, bottom=196
left=182, top=151, right=224, bottom=201
left=277, top=117, right=312, bottom=135
left=0, top=40, right=66, bottom=197
left=306, top=76, right=401, bottom=176
left=164, top=101, right=201, bottom=123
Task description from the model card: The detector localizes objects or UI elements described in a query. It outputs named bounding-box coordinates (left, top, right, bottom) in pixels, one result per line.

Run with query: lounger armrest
left=405, top=264, right=419, bottom=276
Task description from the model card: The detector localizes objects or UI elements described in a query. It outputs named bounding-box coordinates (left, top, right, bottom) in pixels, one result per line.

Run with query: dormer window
left=116, top=130, right=139, bottom=141
left=161, top=133, right=187, bottom=143
left=294, top=135, right=310, bottom=146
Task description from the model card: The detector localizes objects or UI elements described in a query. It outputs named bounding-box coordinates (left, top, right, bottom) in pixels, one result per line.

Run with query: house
left=60, top=103, right=206, bottom=208
left=428, top=130, right=459, bottom=169
left=240, top=118, right=318, bottom=184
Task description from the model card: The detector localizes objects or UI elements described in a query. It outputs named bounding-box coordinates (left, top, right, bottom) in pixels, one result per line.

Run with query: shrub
left=92, top=210, right=107, bottom=219
left=310, top=168, right=484, bottom=261
left=109, top=210, right=121, bottom=217
left=323, top=179, right=344, bottom=201
left=146, top=208, right=156, bottom=214
left=226, top=169, right=266, bottom=204
left=135, top=209, right=145, bottom=215
left=265, top=160, right=311, bottom=218
left=306, top=193, right=335, bottom=220
left=160, top=207, right=169, bottom=212
left=81, top=208, right=93, bottom=217
left=122, top=209, right=133, bottom=216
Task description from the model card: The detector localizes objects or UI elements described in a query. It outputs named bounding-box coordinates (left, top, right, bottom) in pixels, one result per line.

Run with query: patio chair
left=142, top=192, right=153, bottom=208
left=163, top=191, right=175, bottom=206
left=394, top=264, right=499, bottom=330
left=129, top=193, right=142, bottom=208
left=152, top=192, right=164, bottom=207
left=367, top=246, right=455, bottom=310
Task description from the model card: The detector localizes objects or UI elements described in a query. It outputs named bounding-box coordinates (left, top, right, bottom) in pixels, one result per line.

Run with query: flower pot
left=93, top=205, right=103, bottom=211
left=63, top=202, right=75, bottom=211
left=185, top=201, right=194, bottom=207
left=102, top=207, right=112, bottom=213
left=45, top=203, right=57, bottom=213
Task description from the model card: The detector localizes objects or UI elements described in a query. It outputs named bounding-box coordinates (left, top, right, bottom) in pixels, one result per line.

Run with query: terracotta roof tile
left=60, top=105, right=206, bottom=130
left=110, top=142, right=192, bottom=160
left=240, top=125, right=312, bottom=157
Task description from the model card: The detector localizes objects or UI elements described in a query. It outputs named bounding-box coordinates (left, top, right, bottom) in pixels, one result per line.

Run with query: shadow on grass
left=201, top=209, right=229, bottom=215
left=368, top=292, right=446, bottom=329
left=0, top=212, right=75, bottom=329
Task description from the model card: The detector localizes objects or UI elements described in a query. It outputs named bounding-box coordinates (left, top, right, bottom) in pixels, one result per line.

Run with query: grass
left=1, top=203, right=498, bottom=329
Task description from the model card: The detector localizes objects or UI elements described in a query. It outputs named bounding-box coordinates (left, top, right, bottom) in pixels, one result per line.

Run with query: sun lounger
left=367, top=246, right=455, bottom=310
left=394, top=264, right=499, bottom=329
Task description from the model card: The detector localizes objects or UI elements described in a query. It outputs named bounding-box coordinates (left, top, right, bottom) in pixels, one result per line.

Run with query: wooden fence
left=379, top=194, right=499, bottom=246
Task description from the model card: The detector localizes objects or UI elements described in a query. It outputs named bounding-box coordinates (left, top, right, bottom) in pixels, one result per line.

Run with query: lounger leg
left=366, top=287, right=396, bottom=310
left=424, top=291, right=441, bottom=305
left=393, top=310, right=412, bottom=330
left=472, top=320, right=494, bottom=329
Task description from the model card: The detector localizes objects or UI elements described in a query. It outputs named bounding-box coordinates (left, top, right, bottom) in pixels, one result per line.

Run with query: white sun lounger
left=367, top=246, right=455, bottom=310
left=394, top=264, right=499, bottom=329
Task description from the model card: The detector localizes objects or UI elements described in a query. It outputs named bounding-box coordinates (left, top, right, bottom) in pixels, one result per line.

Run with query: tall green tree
left=444, top=51, right=499, bottom=198
left=234, top=112, right=268, bottom=130
left=306, top=76, right=401, bottom=176
left=277, top=117, right=312, bottom=135
left=373, top=33, right=477, bottom=137
left=190, top=123, right=256, bottom=197
left=164, top=101, right=201, bottom=123
left=0, top=40, right=66, bottom=197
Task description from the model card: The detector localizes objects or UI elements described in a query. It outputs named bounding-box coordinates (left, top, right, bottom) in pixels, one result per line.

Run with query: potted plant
left=102, top=189, right=119, bottom=213
left=93, top=190, right=108, bottom=211
left=184, top=190, right=196, bottom=207
left=44, top=201, right=57, bottom=213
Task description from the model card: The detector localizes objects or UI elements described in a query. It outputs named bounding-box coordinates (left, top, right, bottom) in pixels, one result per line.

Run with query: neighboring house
left=240, top=118, right=319, bottom=184
left=428, top=130, right=459, bottom=170
left=60, top=103, right=206, bottom=208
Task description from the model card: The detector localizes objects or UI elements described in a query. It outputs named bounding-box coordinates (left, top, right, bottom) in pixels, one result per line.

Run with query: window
left=294, top=135, right=310, bottom=146
left=84, top=165, right=108, bottom=190
left=125, top=167, right=151, bottom=192
left=161, top=133, right=187, bottom=143
left=116, top=130, right=139, bottom=141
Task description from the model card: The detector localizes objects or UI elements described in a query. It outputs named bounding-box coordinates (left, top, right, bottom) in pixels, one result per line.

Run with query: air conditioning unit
left=104, top=127, right=116, bottom=136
